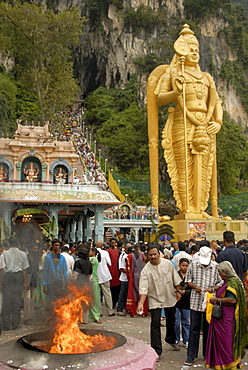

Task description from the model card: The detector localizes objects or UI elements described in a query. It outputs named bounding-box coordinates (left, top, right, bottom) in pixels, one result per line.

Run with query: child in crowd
left=175, top=258, right=191, bottom=348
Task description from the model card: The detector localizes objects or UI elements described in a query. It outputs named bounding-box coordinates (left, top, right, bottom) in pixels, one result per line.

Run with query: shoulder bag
left=211, top=299, right=222, bottom=319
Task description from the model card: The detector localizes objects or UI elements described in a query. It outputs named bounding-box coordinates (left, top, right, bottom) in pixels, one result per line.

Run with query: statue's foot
left=222, top=215, right=232, bottom=220
left=158, top=215, right=170, bottom=222
left=201, top=212, right=212, bottom=219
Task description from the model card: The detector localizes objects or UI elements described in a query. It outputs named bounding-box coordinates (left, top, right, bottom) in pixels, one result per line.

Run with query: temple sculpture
left=147, top=24, right=223, bottom=218
left=55, top=167, right=67, bottom=184
left=23, top=162, right=39, bottom=182
left=0, top=165, right=7, bottom=182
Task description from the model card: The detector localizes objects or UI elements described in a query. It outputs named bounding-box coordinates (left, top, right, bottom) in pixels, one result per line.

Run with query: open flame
left=49, top=283, right=117, bottom=354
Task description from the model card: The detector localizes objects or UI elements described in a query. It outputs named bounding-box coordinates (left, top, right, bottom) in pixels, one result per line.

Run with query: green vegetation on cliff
left=217, top=113, right=248, bottom=195
left=123, top=5, right=160, bottom=36
left=84, top=77, right=149, bottom=177
left=0, top=2, right=83, bottom=133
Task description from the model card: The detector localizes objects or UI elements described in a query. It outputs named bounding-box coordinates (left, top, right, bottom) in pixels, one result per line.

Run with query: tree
left=217, top=113, right=248, bottom=195
left=184, top=0, right=227, bottom=20
left=84, top=79, right=149, bottom=175
left=0, top=2, right=84, bottom=121
left=0, top=71, right=17, bottom=134
left=97, top=102, right=148, bottom=172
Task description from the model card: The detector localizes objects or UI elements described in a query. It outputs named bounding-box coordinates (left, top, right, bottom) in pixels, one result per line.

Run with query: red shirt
left=107, top=248, right=120, bottom=287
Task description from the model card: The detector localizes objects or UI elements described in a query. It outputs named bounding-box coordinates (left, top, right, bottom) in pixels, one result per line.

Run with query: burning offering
left=48, top=283, right=117, bottom=354
left=0, top=281, right=157, bottom=369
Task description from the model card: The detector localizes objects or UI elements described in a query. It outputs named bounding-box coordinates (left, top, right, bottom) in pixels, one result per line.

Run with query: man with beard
left=137, top=243, right=182, bottom=360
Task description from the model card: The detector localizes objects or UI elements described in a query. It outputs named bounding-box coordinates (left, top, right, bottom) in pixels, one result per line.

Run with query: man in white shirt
left=96, top=240, right=115, bottom=316
left=61, top=245, right=75, bottom=280
left=117, top=243, right=130, bottom=316
left=138, top=244, right=182, bottom=359
left=2, top=237, right=29, bottom=331
left=172, top=241, right=192, bottom=270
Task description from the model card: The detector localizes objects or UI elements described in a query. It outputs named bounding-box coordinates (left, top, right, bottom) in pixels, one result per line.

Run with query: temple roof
left=0, top=183, right=119, bottom=204
left=0, top=112, right=120, bottom=206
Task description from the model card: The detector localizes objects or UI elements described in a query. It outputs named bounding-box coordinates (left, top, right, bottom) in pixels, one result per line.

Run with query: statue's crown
left=179, top=24, right=194, bottom=37
left=179, top=24, right=199, bottom=46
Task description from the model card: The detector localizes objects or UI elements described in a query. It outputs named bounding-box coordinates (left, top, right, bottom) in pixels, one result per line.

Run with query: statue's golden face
left=184, top=44, right=199, bottom=66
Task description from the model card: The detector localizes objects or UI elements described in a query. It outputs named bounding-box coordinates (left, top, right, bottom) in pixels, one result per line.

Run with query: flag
left=108, top=171, right=125, bottom=202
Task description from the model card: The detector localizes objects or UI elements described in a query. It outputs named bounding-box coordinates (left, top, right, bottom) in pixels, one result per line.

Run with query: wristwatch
left=176, top=290, right=182, bottom=294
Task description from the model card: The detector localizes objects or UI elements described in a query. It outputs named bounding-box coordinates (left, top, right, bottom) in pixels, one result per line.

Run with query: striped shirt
left=185, top=260, right=222, bottom=311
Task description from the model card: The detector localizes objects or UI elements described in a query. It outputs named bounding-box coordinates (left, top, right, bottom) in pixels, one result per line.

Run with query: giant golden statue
left=147, top=24, right=223, bottom=218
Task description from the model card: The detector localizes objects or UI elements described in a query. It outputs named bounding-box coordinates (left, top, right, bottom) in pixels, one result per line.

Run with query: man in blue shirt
left=216, top=231, right=247, bottom=281
left=42, top=239, right=68, bottom=307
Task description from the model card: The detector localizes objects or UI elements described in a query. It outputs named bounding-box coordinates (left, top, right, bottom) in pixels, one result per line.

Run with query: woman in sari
left=205, top=261, right=248, bottom=370
left=89, top=247, right=102, bottom=324
left=126, top=246, right=148, bottom=317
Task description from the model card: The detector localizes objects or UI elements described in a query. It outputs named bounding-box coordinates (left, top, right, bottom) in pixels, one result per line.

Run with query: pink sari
left=126, top=252, right=148, bottom=317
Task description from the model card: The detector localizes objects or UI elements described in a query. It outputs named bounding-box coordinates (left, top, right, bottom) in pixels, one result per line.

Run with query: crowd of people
left=49, top=108, right=109, bottom=190
left=104, top=207, right=158, bottom=220
left=0, top=231, right=247, bottom=369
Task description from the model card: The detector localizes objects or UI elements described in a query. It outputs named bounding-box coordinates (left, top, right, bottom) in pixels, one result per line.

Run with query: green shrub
left=124, top=5, right=159, bottom=36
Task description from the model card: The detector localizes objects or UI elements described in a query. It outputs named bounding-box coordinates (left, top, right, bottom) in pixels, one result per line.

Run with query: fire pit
left=0, top=330, right=158, bottom=369
left=20, top=328, right=126, bottom=353
left=0, top=284, right=157, bottom=369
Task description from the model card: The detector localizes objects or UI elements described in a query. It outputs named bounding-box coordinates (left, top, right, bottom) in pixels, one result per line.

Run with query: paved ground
left=0, top=308, right=247, bottom=370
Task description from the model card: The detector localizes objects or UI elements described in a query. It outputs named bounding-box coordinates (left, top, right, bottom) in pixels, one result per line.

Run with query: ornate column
left=133, top=228, right=140, bottom=243
left=46, top=159, right=50, bottom=182
left=16, top=162, right=21, bottom=181
left=65, top=219, right=70, bottom=240
left=70, top=218, right=76, bottom=242
left=13, top=151, right=18, bottom=180
left=1, top=203, right=13, bottom=232
left=84, top=215, right=92, bottom=241
left=49, top=205, right=59, bottom=238
left=76, top=212, right=83, bottom=243
left=71, top=159, right=78, bottom=183
left=94, top=205, right=104, bottom=242
left=42, top=163, right=47, bottom=182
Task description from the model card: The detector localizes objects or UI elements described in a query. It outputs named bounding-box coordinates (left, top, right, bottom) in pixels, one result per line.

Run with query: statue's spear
left=174, top=35, right=190, bottom=213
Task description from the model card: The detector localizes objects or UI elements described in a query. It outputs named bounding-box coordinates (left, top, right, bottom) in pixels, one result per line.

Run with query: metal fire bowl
left=20, top=329, right=126, bottom=353
left=0, top=329, right=157, bottom=370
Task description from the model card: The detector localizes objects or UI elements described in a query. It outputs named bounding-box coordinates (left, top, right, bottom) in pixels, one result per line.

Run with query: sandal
left=117, top=312, right=126, bottom=316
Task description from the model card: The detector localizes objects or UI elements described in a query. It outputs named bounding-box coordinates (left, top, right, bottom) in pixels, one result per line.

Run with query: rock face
left=77, top=0, right=183, bottom=95
left=36, top=0, right=248, bottom=127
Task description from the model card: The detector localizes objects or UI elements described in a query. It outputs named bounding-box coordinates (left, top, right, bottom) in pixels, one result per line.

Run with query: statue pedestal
left=168, top=218, right=248, bottom=242
left=174, top=213, right=203, bottom=220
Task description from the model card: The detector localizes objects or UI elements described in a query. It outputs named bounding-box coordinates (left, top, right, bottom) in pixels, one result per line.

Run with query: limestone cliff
left=35, top=0, right=248, bottom=128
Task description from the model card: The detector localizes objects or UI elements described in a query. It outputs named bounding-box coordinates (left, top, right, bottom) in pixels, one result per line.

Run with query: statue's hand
left=206, top=121, right=222, bottom=135
left=174, top=75, right=186, bottom=95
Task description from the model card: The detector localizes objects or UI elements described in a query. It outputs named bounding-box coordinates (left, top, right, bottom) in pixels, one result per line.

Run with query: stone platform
left=0, top=310, right=247, bottom=370
left=168, top=218, right=248, bottom=241
left=0, top=332, right=157, bottom=370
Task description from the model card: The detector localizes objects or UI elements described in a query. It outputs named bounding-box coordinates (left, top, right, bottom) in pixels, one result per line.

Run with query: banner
left=189, top=222, right=206, bottom=240
left=108, top=171, right=125, bottom=202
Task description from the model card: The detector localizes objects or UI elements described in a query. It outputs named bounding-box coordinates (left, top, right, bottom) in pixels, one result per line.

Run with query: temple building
left=0, top=120, right=120, bottom=243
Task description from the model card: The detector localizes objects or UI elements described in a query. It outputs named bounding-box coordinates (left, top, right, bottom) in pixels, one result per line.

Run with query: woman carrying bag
left=205, top=261, right=248, bottom=370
